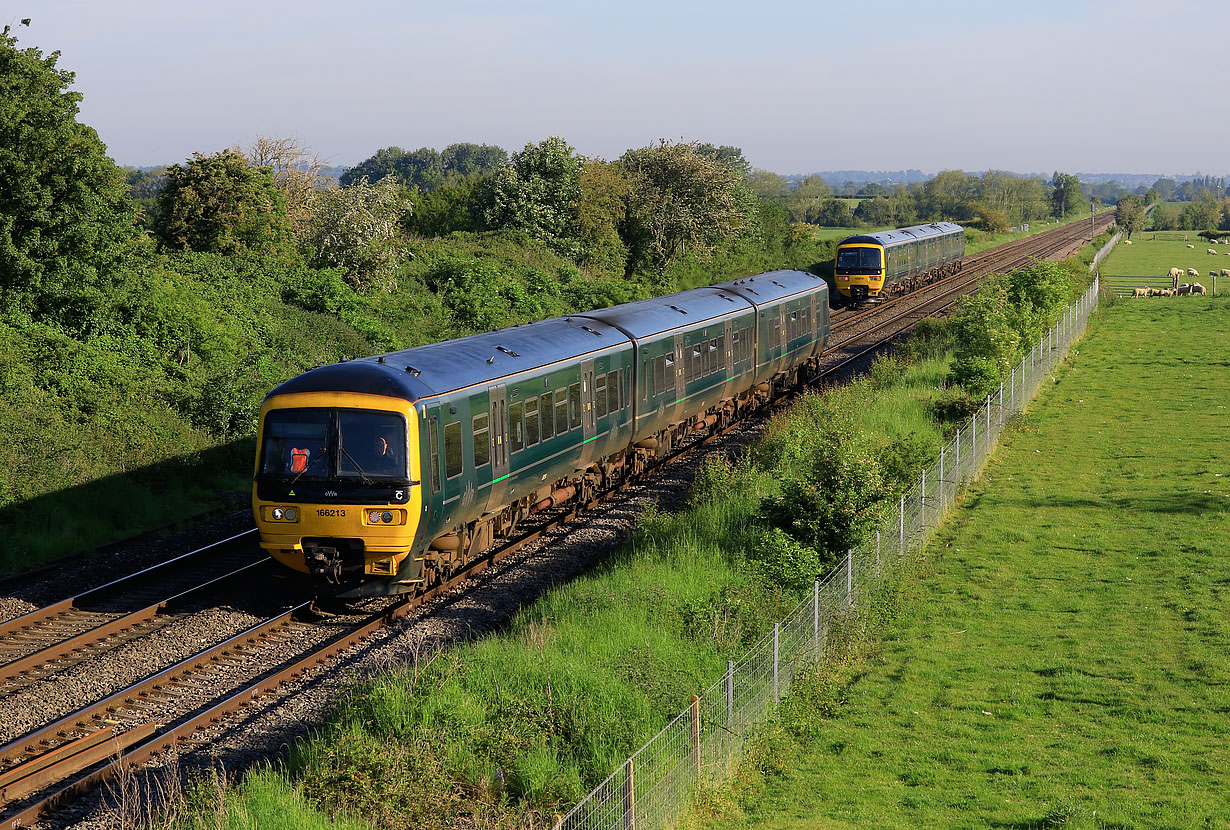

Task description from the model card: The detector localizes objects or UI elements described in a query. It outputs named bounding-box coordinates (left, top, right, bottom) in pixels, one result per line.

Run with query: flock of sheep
left=1131, top=266, right=1212, bottom=297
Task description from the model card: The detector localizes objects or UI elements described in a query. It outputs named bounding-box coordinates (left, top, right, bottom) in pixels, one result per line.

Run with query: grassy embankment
left=1099, top=233, right=1227, bottom=290
left=689, top=296, right=1230, bottom=828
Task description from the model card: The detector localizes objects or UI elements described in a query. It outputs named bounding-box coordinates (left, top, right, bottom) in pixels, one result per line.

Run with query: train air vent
left=579, top=325, right=603, bottom=336
left=378, top=356, right=386, bottom=364
left=495, top=345, right=521, bottom=357
left=405, top=365, right=421, bottom=377
left=668, top=305, right=688, bottom=314
left=772, top=281, right=785, bottom=288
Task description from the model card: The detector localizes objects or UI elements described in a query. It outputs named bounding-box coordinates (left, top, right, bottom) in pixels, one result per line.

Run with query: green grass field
left=693, top=297, right=1230, bottom=829
left=1099, top=234, right=1230, bottom=283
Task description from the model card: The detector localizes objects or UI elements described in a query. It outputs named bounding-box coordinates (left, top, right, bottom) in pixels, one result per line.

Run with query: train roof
left=577, top=286, right=754, bottom=339
left=267, top=316, right=630, bottom=404
left=837, top=222, right=963, bottom=249
left=711, top=269, right=828, bottom=304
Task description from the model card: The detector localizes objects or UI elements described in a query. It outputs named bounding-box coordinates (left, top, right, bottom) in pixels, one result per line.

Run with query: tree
left=483, top=136, right=584, bottom=258
left=305, top=176, right=409, bottom=291
left=575, top=158, right=630, bottom=275
left=694, top=143, right=750, bottom=177
left=1051, top=172, right=1084, bottom=219
left=1181, top=199, right=1220, bottom=231
left=619, top=140, right=751, bottom=275
left=808, top=198, right=854, bottom=227
left=1115, top=195, right=1145, bottom=238
left=342, top=143, right=506, bottom=190
left=0, top=27, right=137, bottom=325
left=746, top=168, right=789, bottom=201
left=440, top=142, right=507, bottom=177
left=154, top=149, right=294, bottom=256
left=405, top=178, right=480, bottom=237
left=242, top=135, right=327, bottom=239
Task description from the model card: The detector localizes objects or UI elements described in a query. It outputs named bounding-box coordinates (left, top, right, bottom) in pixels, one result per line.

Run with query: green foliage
left=341, top=142, right=507, bottom=190
left=1115, top=194, right=1145, bottom=237
left=0, top=27, right=138, bottom=327
left=575, top=158, right=630, bottom=276
left=405, top=178, right=481, bottom=237
left=155, top=150, right=295, bottom=257
left=1051, top=171, right=1085, bottom=219
left=483, top=136, right=585, bottom=258
left=621, top=140, right=752, bottom=275
left=809, top=197, right=854, bottom=227
left=304, top=177, right=409, bottom=291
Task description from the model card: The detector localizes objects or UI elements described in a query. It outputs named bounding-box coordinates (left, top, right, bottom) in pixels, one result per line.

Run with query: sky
left=4, top=0, right=1227, bottom=176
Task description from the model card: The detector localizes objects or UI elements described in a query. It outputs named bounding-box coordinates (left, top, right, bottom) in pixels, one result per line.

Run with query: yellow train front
left=252, top=364, right=427, bottom=596
left=834, top=222, right=964, bottom=304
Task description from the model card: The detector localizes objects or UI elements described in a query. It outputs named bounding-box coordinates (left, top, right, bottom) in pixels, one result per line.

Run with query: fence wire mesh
left=556, top=278, right=1101, bottom=830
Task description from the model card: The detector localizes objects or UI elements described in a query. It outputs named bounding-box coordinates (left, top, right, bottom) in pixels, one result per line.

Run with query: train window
left=429, top=417, right=440, bottom=493
left=691, top=344, right=702, bottom=381
left=525, top=396, right=539, bottom=446
left=624, top=366, right=632, bottom=409
left=569, top=383, right=582, bottom=429
left=444, top=421, right=462, bottom=479
left=595, top=373, right=607, bottom=418
left=653, top=355, right=665, bottom=396
left=509, top=401, right=524, bottom=452
left=707, top=339, right=717, bottom=375
left=664, top=354, right=674, bottom=393
left=642, top=359, right=649, bottom=401
left=607, top=370, right=619, bottom=414
left=261, top=408, right=329, bottom=478
left=473, top=412, right=490, bottom=467
left=555, top=388, right=568, bottom=434
left=717, top=335, right=725, bottom=372
left=339, top=410, right=407, bottom=479
left=540, top=394, right=554, bottom=441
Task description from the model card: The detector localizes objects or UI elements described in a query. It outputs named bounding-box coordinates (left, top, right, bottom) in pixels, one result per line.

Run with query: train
left=252, top=270, right=831, bottom=597
left=834, top=222, right=965, bottom=304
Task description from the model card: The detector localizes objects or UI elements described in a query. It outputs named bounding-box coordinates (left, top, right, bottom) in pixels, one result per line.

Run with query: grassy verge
left=688, top=296, right=1230, bottom=828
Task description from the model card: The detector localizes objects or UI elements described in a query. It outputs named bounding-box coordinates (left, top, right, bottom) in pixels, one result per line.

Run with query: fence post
left=998, top=383, right=1004, bottom=427
left=772, top=623, right=780, bottom=704
left=726, top=661, right=734, bottom=730
left=920, top=469, right=927, bottom=529
left=553, top=815, right=562, bottom=830
left=812, top=580, right=819, bottom=644
left=971, top=409, right=977, bottom=467
left=1010, top=366, right=1015, bottom=411
left=984, top=395, right=991, bottom=453
left=939, top=446, right=945, bottom=512
left=623, top=758, right=635, bottom=830
left=846, top=549, right=854, bottom=597
left=690, top=695, right=701, bottom=781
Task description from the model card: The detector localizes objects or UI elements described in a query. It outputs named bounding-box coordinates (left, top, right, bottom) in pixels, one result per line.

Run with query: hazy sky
left=5, top=0, right=1226, bottom=176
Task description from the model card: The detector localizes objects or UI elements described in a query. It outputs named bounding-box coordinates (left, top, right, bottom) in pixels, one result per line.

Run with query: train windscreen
left=836, top=248, right=881, bottom=271
left=260, top=408, right=408, bottom=481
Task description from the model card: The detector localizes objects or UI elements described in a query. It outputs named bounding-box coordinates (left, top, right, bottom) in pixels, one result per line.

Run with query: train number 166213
left=316, top=508, right=347, bottom=517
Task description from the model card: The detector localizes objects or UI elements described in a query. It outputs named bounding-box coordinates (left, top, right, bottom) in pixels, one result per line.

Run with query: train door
left=724, top=319, right=734, bottom=390
left=438, top=398, right=468, bottom=524
left=581, top=358, right=596, bottom=441
left=673, top=335, right=685, bottom=420
left=486, top=384, right=508, bottom=513
left=422, top=405, right=443, bottom=533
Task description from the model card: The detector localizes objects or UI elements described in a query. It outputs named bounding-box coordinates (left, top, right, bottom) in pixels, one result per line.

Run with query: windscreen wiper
left=339, top=446, right=375, bottom=486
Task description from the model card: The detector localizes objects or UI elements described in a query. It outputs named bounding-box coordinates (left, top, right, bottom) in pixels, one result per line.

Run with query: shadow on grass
left=0, top=437, right=254, bottom=575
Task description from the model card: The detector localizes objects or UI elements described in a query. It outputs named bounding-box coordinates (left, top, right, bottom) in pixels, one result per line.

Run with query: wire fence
left=554, top=277, right=1102, bottom=830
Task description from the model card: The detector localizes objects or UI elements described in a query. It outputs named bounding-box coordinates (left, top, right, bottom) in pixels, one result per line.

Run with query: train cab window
left=444, top=421, right=463, bottom=479
left=595, top=373, right=607, bottom=418
left=472, top=412, right=490, bottom=468
left=555, top=388, right=568, bottom=434
left=540, top=394, right=554, bottom=441
left=607, top=370, right=619, bottom=414
left=525, top=396, right=540, bottom=446
left=339, top=410, right=407, bottom=479
left=261, top=408, right=328, bottom=478
left=509, top=401, right=524, bottom=452
left=429, top=417, right=441, bottom=493
left=569, top=382, right=582, bottom=428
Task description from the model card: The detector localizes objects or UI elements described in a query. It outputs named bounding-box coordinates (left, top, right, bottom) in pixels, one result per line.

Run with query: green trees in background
left=154, top=149, right=295, bottom=257
left=305, top=176, right=409, bottom=291
left=483, top=136, right=585, bottom=258
left=620, top=140, right=752, bottom=275
left=0, top=26, right=137, bottom=329
left=1051, top=171, right=1085, bottom=220
left=340, top=142, right=507, bottom=190
left=1115, top=195, right=1144, bottom=238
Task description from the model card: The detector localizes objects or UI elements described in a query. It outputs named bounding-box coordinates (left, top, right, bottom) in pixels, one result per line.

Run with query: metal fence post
left=623, top=758, right=635, bottom=830
left=939, top=447, right=945, bottom=511
left=726, top=661, right=734, bottom=730
left=971, top=409, right=977, bottom=467
left=846, top=549, right=854, bottom=597
left=772, top=623, right=780, bottom=704
left=984, top=395, right=991, bottom=451
left=998, top=383, right=1004, bottom=427
left=1010, top=366, right=1015, bottom=411
left=690, top=695, right=701, bottom=781
left=920, top=469, right=927, bottom=529
left=812, top=581, right=819, bottom=644
left=954, top=427, right=960, bottom=485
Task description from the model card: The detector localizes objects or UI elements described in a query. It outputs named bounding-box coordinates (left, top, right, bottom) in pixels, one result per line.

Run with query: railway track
left=0, top=215, right=1115, bottom=828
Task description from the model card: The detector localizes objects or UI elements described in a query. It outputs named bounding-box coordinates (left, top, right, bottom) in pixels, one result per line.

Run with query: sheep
left=1208, top=249, right=1217, bottom=255
left=1188, top=244, right=1195, bottom=248
left=1124, top=239, right=1133, bottom=245
left=1221, top=269, right=1230, bottom=277
left=1177, top=284, right=1192, bottom=296
left=1187, top=268, right=1200, bottom=278
left=1132, top=287, right=1148, bottom=297
left=1169, top=267, right=1184, bottom=278
left=1191, top=282, right=1206, bottom=295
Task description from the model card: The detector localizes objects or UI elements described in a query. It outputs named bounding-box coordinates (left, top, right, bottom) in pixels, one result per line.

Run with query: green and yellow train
left=253, top=270, right=831, bottom=596
left=834, top=222, right=965, bottom=304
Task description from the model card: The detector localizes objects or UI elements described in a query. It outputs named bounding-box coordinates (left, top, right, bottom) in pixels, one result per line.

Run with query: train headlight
left=284, top=508, right=297, bottom=521
left=273, top=508, right=284, bottom=520
left=382, top=511, right=393, bottom=524
left=368, top=510, right=381, bottom=523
